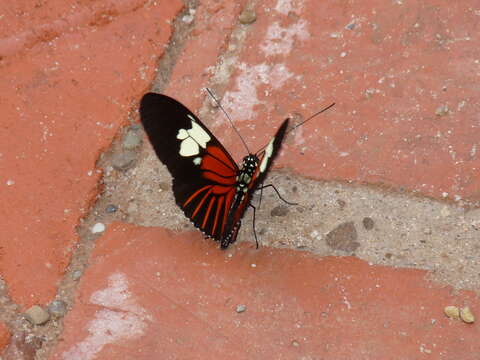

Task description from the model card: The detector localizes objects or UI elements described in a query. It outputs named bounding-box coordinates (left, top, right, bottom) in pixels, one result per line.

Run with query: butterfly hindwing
left=140, top=93, right=239, bottom=240
left=254, top=118, right=289, bottom=186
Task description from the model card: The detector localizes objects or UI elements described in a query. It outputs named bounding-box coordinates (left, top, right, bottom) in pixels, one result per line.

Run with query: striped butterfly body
left=140, top=93, right=289, bottom=249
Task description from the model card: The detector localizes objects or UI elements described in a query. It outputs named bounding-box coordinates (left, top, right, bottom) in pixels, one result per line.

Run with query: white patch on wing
left=176, top=118, right=211, bottom=157
left=260, top=138, right=275, bottom=173
left=189, top=121, right=210, bottom=148
left=193, top=157, right=202, bottom=165
left=176, top=128, right=188, bottom=140
left=179, top=137, right=199, bottom=156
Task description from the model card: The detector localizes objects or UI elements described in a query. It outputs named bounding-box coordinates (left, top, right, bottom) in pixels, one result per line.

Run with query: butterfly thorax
left=236, top=155, right=259, bottom=194
left=219, top=154, right=259, bottom=249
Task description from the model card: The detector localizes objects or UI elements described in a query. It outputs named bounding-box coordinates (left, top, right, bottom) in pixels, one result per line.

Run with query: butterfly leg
left=248, top=203, right=259, bottom=249
left=258, top=184, right=298, bottom=206
left=258, top=184, right=264, bottom=209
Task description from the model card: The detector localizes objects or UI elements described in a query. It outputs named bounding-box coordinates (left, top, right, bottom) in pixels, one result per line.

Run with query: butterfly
left=140, top=92, right=291, bottom=249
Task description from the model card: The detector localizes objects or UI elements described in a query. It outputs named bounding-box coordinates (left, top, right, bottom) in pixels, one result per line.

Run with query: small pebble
left=105, top=204, right=118, bottom=213
left=291, top=340, right=300, bottom=347
left=182, top=8, right=196, bottom=24
left=122, top=129, right=143, bottom=150
left=435, top=104, right=449, bottom=116
left=71, top=270, right=82, bottom=280
left=25, top=305, right=50, bottom=325
left=236, top=304, right=247, bottom=313
left=325, top=221, right=359, bottom=252
left=270, top=205, right=289, bottom=217
left=239, top=9, right=256, bottom=24
left=460, top=307, right=475, bottom=324
left=362, top=217, right=374, bottom=230
left=112, top=151, right=137, bottom=171
left=444, top=305, right=460, bottom=319
left=47, top=300, right=68, bottom=318
left=91, top=222, right=106, bottom=234
left=345, top=21, right=356, bottom=30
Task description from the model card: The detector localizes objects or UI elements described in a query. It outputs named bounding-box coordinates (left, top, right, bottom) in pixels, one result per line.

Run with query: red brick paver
left=51, top=224, right=480, bottom=359
left=0, top=0, right=183, bottom=308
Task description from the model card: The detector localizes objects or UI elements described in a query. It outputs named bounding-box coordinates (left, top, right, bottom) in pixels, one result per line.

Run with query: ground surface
left=0, top=0, right=479, bottom=359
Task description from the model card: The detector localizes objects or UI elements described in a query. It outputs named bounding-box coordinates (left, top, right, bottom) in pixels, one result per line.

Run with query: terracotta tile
left=0, top=0, right=183, bottom=308
left=51, top=223, right=479, bottom=359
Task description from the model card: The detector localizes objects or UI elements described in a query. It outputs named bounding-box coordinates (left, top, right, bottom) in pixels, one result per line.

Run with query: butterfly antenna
left=206, top=88, right=250, bottom=153
left=256, top=102, right=335, bottom=154
left=287, top=102, right=335, bottom=134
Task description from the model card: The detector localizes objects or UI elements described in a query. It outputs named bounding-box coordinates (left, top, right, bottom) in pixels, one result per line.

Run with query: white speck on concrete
left=91, top=223, right=106, bottom=234
left=236, top=304, right=247, bottom=313
left=182, top=8, right=195, bottom=24
left=62, top=273, right=151, bottom=360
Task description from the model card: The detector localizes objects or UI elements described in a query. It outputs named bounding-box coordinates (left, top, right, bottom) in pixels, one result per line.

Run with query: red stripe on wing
left=203, top=145, right=237, bottom=172
left=202, top=196, right=216, bottom=229
left=191, top=188, right=213, bottom=219
left=212, top=196, right=224, bottom=236
left=183, top=185, right=211, bottom=207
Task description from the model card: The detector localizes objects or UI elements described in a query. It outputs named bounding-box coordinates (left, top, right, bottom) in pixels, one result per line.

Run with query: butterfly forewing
left=140, top=93, right=239, bottom=240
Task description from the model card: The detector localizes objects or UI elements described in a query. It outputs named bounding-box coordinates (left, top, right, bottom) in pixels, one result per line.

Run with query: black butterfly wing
left=253, top=118, right=289, bottom=187
left=140, top=93, right=240, bottom=241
